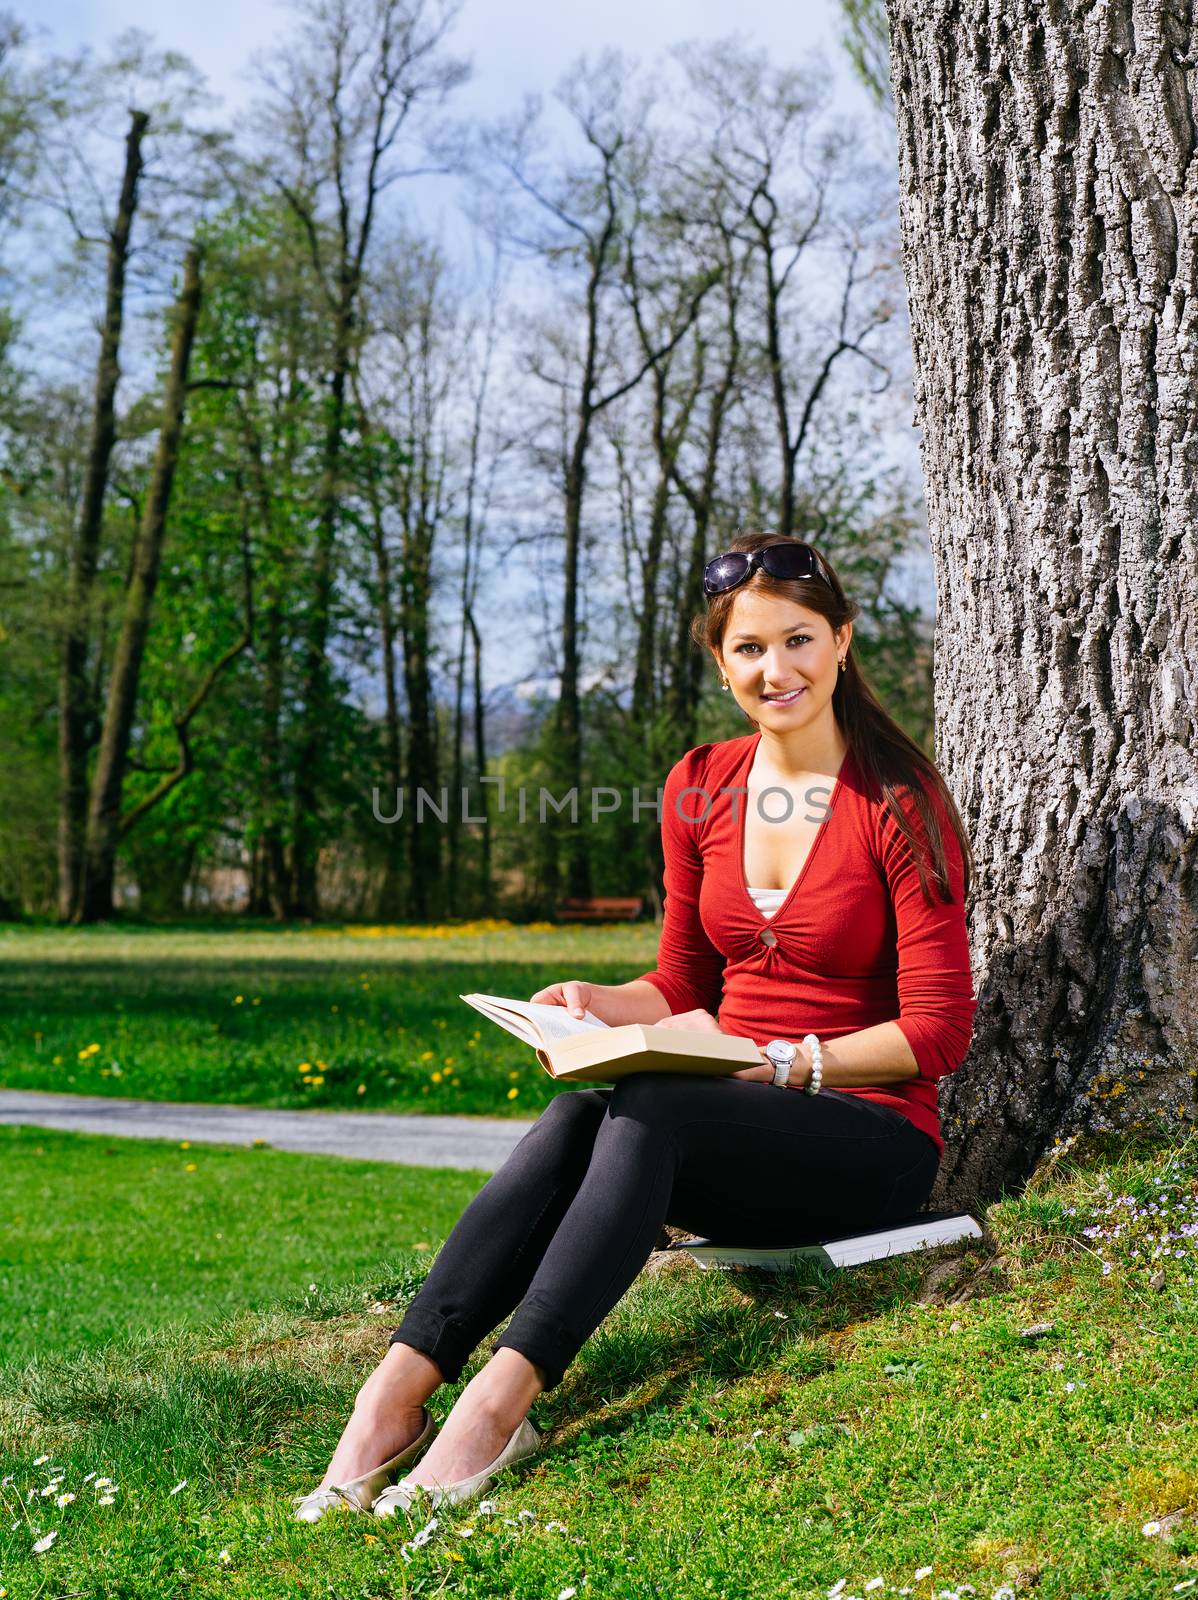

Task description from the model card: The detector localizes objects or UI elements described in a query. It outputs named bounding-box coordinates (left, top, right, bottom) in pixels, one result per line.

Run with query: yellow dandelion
left=508, top=1070, right=519, bottom=1081
left=298, top=1062, right=311, bottom=1072
left=180, top=1141, right=191, bottom=1150
left=184, top=1162, right=197, bottom=1173
left=52, top=1055, right=62, bottom=1066
left=357, top=1084, right=367, bottom=1095
left=431, top=1070, right=443, bottom=1083
left=420, top=1050, right=435, bottom=1062
left=251, top=997, right=261, bottom=1006
left=310, top=1074, right=325, bottom=1087
left=443, top=1057, right=454, bottom=1067
left=233, top=996, right=243, bottom=1005
left=507, top=1087, right=519, bottom=1100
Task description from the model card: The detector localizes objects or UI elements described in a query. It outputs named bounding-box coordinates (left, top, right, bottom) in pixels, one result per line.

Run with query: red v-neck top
left=634, top=733, right=978, bottom=1159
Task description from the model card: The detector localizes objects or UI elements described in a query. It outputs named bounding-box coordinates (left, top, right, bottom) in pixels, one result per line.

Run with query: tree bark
left=56, top=108, right=148, bottom=921
left=887, top=0, right=1198, bottom=1209
left=78, top=245, right=203, bottom=920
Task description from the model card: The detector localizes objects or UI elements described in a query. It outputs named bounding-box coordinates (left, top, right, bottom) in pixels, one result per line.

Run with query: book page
left=459, top=993, right=609, bottom=1048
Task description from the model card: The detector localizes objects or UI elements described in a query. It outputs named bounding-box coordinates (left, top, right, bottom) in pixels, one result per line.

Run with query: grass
left=0, top=920, right=659, bottom=1117
left=0, top=1125, right=485, bottom=1366
left=2, top=1125, right=1198, bottom=1598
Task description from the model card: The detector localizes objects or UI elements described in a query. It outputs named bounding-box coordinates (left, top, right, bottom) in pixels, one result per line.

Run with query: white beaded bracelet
left=802, top=1033, right=823, bottom=1095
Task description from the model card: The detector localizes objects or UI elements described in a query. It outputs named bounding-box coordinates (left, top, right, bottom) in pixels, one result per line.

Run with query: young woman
left=294, top=530, right=978, bottom=1523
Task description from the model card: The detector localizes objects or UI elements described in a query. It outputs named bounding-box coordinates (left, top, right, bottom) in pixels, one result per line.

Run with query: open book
left=459, top=992, right=763, bottom=1083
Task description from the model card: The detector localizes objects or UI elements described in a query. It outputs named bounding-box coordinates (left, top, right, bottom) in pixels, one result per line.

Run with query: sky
left=32, top=0, right=876, bottom=123
left=23, top=0, right=933, bottom=705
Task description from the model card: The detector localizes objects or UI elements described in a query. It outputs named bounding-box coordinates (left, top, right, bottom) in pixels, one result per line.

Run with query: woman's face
left=715, top=589, right=849, bottom=728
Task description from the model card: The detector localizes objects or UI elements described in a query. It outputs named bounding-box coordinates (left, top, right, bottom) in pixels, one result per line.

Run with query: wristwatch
left=763, top=1038, right=798, bottom=1087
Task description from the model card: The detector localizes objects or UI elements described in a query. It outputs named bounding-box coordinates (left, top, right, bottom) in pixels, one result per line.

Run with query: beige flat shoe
left=293, top=1406, right=438, bottom=1523
left=372, top=1416, right=542, bottom=1518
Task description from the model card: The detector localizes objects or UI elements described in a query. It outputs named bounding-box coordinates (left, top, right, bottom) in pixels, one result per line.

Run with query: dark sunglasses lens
left=760, top=543, right=818, bottom=581
left=704, top=553, right=751, bottom=593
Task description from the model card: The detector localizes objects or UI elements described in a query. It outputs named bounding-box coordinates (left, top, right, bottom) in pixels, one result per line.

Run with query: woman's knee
left=527, top=1087, right=608, bottom=1152
left=607, top=1070, right=681, bottom=1128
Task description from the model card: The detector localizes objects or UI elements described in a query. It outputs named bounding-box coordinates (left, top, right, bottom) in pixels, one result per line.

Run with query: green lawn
left=0, top=1125, right=485, bottom=1366
left=2, top=1123, right=1198, bottom=1598
left=0, top=921, right=658, bottom=1117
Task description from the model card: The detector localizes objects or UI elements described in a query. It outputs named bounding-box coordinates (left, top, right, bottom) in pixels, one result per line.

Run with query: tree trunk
left=467, top=606, right=493, bottom=915
left=290, top=337, right=347, bottom=919
left=367, top=453, right=405, bottom=922
left=556, top=422, right=592, bottom=903
left=56, top=108, right=148, bottom=921
left=887, top=0, right=1198, bottom=1209
left=78, top=245, right=203, bottom=921
left=401, top=531, right=439, bottom=921
left=259, top=590, right=293, bottom=920
left=239, top=410, right=293, bottom=921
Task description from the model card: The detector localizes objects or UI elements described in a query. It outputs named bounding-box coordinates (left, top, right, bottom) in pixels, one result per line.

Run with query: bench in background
left=555, top=896, right=643, bottom=923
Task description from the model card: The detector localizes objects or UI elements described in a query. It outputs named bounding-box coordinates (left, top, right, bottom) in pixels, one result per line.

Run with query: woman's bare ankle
left=361, top=1341, right=443, bottom=1405
left=405, top=1350, right=545, bottom=1487
left=318, top=1344, right=443, bottom=1489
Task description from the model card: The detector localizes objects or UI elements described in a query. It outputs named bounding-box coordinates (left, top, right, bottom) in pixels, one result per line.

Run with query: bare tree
left=447, top=248, right=507, bottom=915
left=78, top=244, right=249, bottom=920
left=887, top=0, right=1198, bottom=1206
left=256, top=0, right=468, bottom=918
left=677, top=41, right=897, bottom=541
left=478, top=53, right=715, bottom=901
left=56, top=107, right=147, bottom=920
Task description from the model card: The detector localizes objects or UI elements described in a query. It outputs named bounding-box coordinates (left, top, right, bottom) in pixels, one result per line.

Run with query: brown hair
left=691, top=530, right=975, bottom=906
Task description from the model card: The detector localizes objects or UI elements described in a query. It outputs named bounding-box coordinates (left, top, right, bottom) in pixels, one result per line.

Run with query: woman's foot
left=404, top=1348, right=544, bottom=1489
left=318, top=1344, right=442, bottom=1490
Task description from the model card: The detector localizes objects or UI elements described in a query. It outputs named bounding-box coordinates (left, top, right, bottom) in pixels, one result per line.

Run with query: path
left=0, top=1088, right=535, bottom=1171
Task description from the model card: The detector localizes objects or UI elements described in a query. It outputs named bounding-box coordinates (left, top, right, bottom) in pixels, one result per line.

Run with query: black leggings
left=390, top=1071, right=940, bottom=1392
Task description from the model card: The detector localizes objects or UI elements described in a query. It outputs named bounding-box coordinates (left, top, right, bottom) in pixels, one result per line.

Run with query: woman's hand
left=657, top=1009, right=775, bottom=1082
left=529, top=980, right=593, bottom=1020
left=654, top=1008, right=724, bottom=1033
left=728, top=1061, right=776, bottom=1083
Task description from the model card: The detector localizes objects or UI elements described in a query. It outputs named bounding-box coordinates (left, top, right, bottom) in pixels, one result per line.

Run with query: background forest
left=0, top=0, right=927, bottom=926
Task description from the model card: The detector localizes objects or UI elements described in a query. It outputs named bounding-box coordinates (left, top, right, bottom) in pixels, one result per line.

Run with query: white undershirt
left=746, top=885, right=788, bottom=918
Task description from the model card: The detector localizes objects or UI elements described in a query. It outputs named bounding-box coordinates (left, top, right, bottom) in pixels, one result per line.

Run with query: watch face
left=765, top=1039, right=795, bottom=1064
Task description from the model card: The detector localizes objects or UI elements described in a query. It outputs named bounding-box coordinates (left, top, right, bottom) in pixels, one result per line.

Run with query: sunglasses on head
left=702, top=541, right=831, bottom=597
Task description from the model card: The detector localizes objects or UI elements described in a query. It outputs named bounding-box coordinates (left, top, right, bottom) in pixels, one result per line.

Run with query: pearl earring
left=720, top=677, right=730, bottom=690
